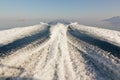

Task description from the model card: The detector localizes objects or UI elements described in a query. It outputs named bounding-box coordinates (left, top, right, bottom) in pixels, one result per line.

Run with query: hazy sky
left=0, top=0, right=120, bottom=20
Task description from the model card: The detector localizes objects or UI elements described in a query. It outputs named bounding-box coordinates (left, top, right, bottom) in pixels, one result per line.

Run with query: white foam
left=0, top=22, right=48, bottom=47
left=70, top=23, right=120, bottom=47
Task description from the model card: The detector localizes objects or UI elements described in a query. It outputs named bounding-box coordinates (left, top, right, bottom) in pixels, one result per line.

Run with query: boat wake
left=0, top=23, right=120, bottom=80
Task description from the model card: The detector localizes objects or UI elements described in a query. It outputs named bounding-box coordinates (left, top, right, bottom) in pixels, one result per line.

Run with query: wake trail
left=33, top=23, right=76, bottom=80
left=0, top=23, right=120, bottom=80
left=67, top=31, right=120, bottom=80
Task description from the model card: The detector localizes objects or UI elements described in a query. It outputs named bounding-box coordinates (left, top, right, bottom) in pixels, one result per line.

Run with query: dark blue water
left=68, top=28, right=120, bottom=58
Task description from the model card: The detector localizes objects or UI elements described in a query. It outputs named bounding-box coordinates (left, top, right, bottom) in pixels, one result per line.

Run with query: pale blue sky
left=0, top=0, right=120, bottom=20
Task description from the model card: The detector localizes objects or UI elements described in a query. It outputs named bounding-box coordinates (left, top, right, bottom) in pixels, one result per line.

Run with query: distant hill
left=103, top=16, right=120, bottom=26
left=48, top=19, right=70, bottom=25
